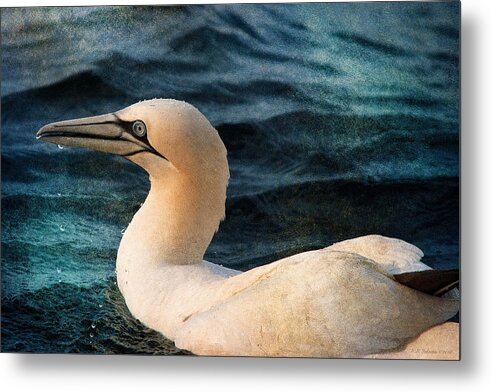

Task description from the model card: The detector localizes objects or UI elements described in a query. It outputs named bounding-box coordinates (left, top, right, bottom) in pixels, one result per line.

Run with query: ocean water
left=1, top=3, right=460, bottom=354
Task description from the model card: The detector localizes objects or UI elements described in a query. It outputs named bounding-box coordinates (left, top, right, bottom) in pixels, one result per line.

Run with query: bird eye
left=132, top=121, right=147, bottom=137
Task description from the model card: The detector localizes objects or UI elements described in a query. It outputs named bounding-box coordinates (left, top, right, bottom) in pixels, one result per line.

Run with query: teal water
left=1, top=3, right=459, bottom=354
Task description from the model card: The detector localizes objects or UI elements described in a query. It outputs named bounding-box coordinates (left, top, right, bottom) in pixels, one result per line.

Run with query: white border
left=2, top=0, right=491, bottom=391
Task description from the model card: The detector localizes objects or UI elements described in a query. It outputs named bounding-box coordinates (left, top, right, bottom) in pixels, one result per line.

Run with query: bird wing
left=174, top=249, right=458, bottom=357
left=327, top=234, right=431, bottom=274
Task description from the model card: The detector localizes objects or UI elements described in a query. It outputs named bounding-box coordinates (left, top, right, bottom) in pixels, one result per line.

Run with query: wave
left=216, top=110, right=459, bottom=175
left=334, top=32, right=412, bottom=57
left=2, top=193, right=143, bottom=227
left=215, top=176, right=459, bottom=269
left=429, top=24, right=459, bottom=40
left=1, top=280, right=185, bottom=354
left=225, top=176, right=459, bottom=217
left=2, top=71, right=125, bottom=104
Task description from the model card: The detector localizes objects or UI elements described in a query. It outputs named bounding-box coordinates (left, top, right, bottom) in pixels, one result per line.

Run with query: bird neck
left=118, top=168, right=227, bottom=266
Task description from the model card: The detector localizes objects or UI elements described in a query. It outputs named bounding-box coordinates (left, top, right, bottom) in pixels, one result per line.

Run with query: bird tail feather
left=393, top=269, right=459, bottom=297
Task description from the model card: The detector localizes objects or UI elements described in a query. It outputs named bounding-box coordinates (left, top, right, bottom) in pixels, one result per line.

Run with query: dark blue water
left=1, top=3, right=460, bottom=354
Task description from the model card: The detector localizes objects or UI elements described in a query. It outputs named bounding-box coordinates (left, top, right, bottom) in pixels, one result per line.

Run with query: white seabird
left=37, top=99, right=459, bottom=359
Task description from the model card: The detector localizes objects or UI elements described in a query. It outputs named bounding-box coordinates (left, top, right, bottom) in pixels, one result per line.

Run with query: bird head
left=36, top=99, right=228, bottom=180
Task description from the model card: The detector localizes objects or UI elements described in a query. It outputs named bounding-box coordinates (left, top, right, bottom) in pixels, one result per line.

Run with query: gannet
left=37, top=99, right=459, bottom=359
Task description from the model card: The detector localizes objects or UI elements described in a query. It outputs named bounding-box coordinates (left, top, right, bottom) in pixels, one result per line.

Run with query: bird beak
left=36, top=113, right=161, bottom=158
